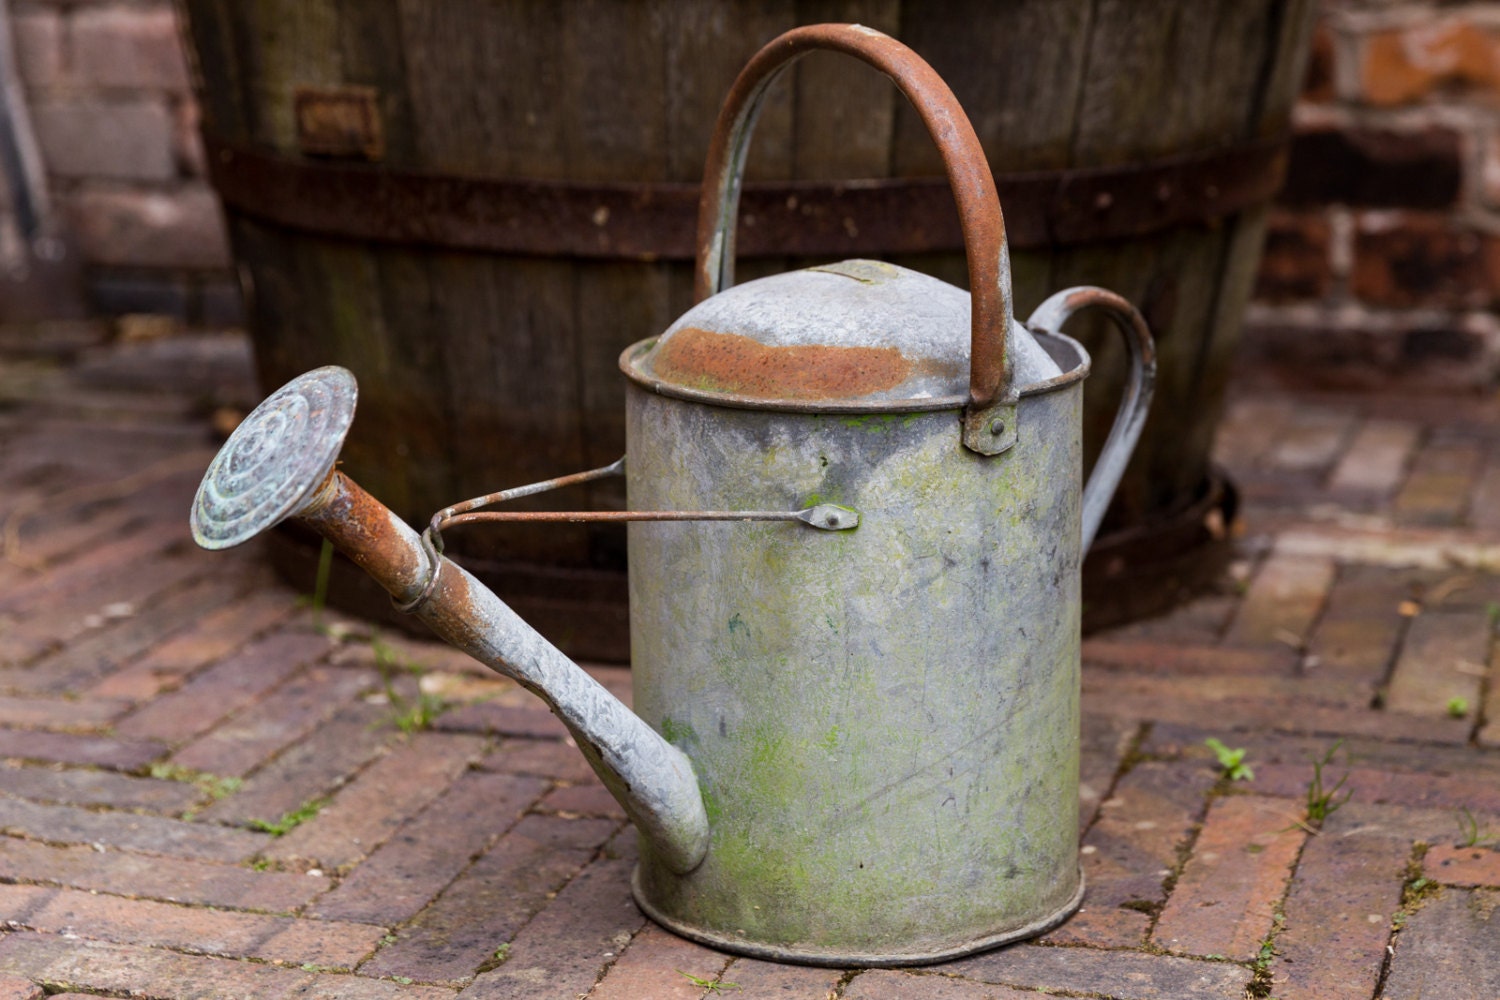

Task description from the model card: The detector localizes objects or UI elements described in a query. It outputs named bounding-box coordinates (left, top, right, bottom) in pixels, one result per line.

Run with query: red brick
left=1235, top=318, right=1482, bottom=393
left=1082, top=671, right=1472, bottom=744
left=1082, top=640, right=1296, bottom=676
left=22, top=575, right=247, bottom=695
left=1079, top=714, right=1137, bottom=828
left=170, top=667, right=377, bottom=777
left=589, top=923, right=730, bottom=1000
left=1386, top=609, right=1487, bottom=717
left=1272, top=410, right=1357, bottom=474
left=364, top=814, right=615, bottom=983
left=944, top=942, right=1251, bottom=998
left=0, top=517, right=182, bottom=615
left=0, top=978, right=42, bottom=1000
left=1251, top=762, right=1500, bottom=816
left=69, top=4, right=192, bottom=91
left=63, top=185, right=230, bottom=270
left=1269, top=804, right=1412, bottom=1000
left=461, top=856, right=646, bottom=1000
left=0, top=837, right=323, bottom=912
left=1472, top=448, right=1500, bottom=532
left=1255, top=210, right=1332, bottom=302
left=94, top=588, right=297, bottom=699
left=0, top=796, right=267, bottom=862
left=0, top=760, right=196, bottom=812
left=113, top=629, right=328, bottom=743
left=1306, top=564, right=1414, bottom=687
left=173, top=98, right=207, bottom=177
left=1301, top=21, right=1335, bottom=103
left=1043, top=760, right=1217, bottom=949
left=718, top=957, right=845, bottom=999
left=0, top=693, right=128, bottom=730
left=0, top=535, right=205, bottom=667
left=196, top=699, right=391, bottom=827
left=0, top=931, right=453, bottom=999
left=1153, top=795, right=1307, bottom=959
left=480, top=737, right=598, bottom=784
left=267, top=732, right=487, bottom=870
left=5, top=886, right=381, bottom=966
left=256, top=918, right=392, bottom=969
left=1327, top=419, right=1420, bottom=497
left=11, top=9, right=62, bottom=88
left=433, top=701, right=569, bottom=740
left=845, top=971, right=1035, bottom=999
left=311, top=771, right=547, bottom=925
left=1226, top=552, right=1335, bottom=647
left=0, top=729, right=164, bottom=770
left=1424, top=844, right=1500, bottom=887
left=1352, top=213, right=1500, bottom=310
left=1484, top=636, right=1500, bottom=748
left=536, top=780, right=625, bottom=820
left=1381, top=888, right=1500, bottom=1000
left=1281, top=128, right=1463, bottom=210
left=1393, top=438, right=1485, bottom=526
left=1358, top=19, right=1500, bottom=107
left=30, top=99, right=175, bottom=182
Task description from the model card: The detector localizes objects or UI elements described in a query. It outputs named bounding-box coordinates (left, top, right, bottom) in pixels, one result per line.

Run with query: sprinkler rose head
left=190, top=365, right=358, bottom=550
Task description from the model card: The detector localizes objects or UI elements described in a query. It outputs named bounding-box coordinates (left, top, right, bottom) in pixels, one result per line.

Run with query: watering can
left=190, top=24, right=1154, bottom=966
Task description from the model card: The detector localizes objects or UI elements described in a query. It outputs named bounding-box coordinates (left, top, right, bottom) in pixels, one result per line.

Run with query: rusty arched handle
left=694, top=23, right=1017, bottom=450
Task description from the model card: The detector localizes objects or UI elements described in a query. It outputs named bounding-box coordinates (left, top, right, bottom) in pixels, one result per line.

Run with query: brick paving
left=0, top=326, right=1496, bottom=999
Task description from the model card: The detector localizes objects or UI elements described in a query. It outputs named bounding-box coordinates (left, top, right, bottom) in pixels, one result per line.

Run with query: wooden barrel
left=180, top=0, right=1316, bottom=656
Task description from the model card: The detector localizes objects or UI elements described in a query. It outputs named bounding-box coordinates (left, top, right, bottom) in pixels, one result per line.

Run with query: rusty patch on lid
left=650, top=327, right=915, bottom=401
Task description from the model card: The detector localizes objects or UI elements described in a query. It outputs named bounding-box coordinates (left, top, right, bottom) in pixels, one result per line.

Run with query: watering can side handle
left=694, top=23, right=1018, bottom=454
left=1024, top=287, right=1157, bottom=552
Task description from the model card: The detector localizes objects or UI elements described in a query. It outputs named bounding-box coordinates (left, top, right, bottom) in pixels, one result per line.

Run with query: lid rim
left=618, top=330, right=1090, bottom=414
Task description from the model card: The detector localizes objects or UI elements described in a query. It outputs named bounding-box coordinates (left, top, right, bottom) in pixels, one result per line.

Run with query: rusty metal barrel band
left=203, top=136, right=1288, bottom=259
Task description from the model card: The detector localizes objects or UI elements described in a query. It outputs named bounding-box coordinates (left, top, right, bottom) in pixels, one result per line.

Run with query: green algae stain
left=659, top=716, right=698, bottom=746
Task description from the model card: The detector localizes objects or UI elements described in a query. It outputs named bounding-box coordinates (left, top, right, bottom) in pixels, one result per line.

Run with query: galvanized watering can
left=191, top=24, right=1155, bottom=966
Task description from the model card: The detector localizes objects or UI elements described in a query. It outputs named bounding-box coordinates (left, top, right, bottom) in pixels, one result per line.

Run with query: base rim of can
left=629, top=863, right=1086, bottom=968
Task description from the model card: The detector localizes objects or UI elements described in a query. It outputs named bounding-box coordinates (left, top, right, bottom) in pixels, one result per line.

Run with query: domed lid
left=623, top=260, right=1061, bottom=411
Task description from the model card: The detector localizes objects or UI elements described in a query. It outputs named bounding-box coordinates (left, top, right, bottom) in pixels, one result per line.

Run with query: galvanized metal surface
left=189, top=369, right=710, bottom=875
left=626, top=262, right=1063, bottom=411
left=203, top=133, right=1287, bottom=258
left=189, top=23, right=1161, bottom=967
left=693, top=24, right=1015, bottom=443
left=190, top=365, right=356, bottom=551
left=625, top=329, right=1091, bottom=964
left=1024, top=287, right=1158, bottom=551
left=298, top=473, right=710, bottom=875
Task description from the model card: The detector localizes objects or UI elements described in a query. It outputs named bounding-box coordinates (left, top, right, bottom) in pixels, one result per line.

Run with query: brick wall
left=1248, top=0, right=1500, bottom=391
left=8, top=0, right=237, bottom=323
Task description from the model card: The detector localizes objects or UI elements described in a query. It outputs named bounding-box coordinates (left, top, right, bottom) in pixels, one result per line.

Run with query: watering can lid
left=625, top=259, right=1063, bottom=411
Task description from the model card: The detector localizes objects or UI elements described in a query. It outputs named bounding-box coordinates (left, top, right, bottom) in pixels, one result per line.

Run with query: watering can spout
left=189, top=367, right=710, bottom=874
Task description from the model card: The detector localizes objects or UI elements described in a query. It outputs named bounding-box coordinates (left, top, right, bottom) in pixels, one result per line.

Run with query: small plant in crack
left=1204, top=737, right=1253, bottom=782
left=249, top=797, right=326, bottom=837
left=677, top=970, right=739, bottom=992
left=1303, top=740, right=1352, bottom=830
left=1455, top=806, right=1496, bottom=849
left=370, top=632, right=447, bottom=734
left=148, top=763, right=242, bottom=804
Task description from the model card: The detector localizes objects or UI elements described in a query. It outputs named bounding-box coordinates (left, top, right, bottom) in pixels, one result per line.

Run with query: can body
left=623, top=338, right=1086, bottom=965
